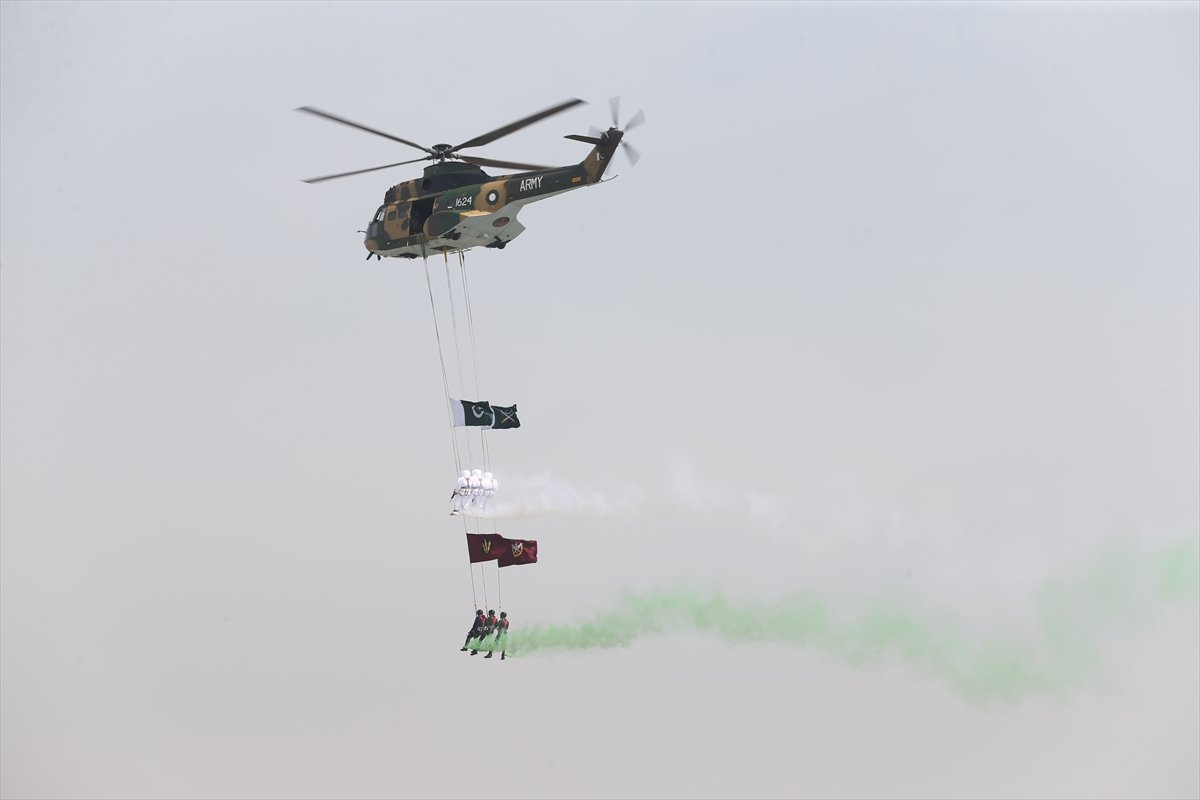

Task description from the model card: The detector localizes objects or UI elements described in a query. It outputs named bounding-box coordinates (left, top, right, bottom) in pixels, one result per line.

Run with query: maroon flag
left=498, top=537, right=538, bottom=568
left=465, top=533, right=503, bottom=564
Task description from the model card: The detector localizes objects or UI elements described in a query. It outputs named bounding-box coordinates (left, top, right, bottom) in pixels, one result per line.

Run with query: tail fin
left=566, top=131, right=621, bottom=185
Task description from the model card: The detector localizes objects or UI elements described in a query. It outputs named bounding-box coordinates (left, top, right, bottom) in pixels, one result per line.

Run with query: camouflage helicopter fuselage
left=365, top=131, right=621, bottom=258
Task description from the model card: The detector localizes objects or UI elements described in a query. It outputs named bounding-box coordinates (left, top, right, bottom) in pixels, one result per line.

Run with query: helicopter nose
left=365, top=218, right=384, bottom=250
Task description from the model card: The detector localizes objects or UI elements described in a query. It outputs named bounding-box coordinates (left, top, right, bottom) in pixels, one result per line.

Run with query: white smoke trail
left=462, top=460, right=793, bottom=535
left=466, top=471, right=643, bottom=520
left=457, top=460, right=780, bottom=523
left=457, top=460, right=804, bottom=526
left=662, top=458, right=787, bottom=531
left=453, top=460, right=1198, bottom=618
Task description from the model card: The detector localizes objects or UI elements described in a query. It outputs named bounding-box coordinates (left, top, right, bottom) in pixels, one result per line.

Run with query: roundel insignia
left=492, top=216, right=510, bottom=228
left=486, top=190, right=499, bottom=204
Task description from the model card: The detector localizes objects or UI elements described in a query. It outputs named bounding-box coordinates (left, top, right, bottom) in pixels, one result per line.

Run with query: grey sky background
left=2, top=2, right=1198, bottom=798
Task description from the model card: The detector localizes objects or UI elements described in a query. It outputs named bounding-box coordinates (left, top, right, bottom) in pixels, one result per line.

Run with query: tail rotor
left=563, top=97, right=646, bottom=168
left=608, top=96, right=646, bottom=167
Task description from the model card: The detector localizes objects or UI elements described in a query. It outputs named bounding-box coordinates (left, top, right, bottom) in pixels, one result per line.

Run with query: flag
left=498, top=537, right=538, bottom=567
left=490, top=404, right=521, bottom=429
left=466, top=533, right=537, bottom=567
left=451, top=399, right=493, bottom=428
left=465, top=533, right=503, bottom=564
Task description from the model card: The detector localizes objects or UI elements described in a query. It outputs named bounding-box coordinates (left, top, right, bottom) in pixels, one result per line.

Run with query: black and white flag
left=490, top=404, right=521, bottom=429
left=451, top=399, right=494, bottom=428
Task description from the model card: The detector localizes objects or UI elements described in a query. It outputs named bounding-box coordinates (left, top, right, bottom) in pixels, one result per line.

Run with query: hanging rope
left=422, top=250, right=461, bottom=474
left=439, top=251, right=487, bottom=614
left=423, top=246, right=478, bottom=611
left=466, top=553, right=478, bottom=610
left=458, top=251, right=491, bottom=471
left=443, top=253, right=474, bottom=468
left=428, top=248, right=513, bottom=616
left=458, top=251, right=502, bottom=612
left=480, top=559, right=489, bottom=610
left=461, top=511, right=478, bottom=610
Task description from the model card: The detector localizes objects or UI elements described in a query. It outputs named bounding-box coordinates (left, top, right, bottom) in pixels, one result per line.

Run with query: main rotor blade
left=620, top=140, right=640, bottom=166
left=453, top=98, right=586, bottom=150
left=302, top=156, right=430, bottom=184
left=624, top=108, right=646, bottom=131
left=458, top=154, right=553, bottom=172
left=609, top=97, right=621, bottom=128
left=295, top=106, right=432, bottom=154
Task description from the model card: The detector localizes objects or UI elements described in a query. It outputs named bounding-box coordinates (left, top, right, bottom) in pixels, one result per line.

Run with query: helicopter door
left=410, top=198, right=435, bottom=237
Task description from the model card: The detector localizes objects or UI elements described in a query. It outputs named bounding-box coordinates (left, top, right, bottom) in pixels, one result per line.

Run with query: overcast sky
left=2, top=2, right=1198, bottom=799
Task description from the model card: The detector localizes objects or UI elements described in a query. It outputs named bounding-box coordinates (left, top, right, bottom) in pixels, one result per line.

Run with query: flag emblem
left=491, top=404, right=521, bottom=429
left=511, top=542, right=523, bottom=558
left=450, top=399, right=495, bottom=428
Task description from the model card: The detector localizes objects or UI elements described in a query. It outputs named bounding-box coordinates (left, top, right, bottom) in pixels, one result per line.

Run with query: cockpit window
left=375, top=207, right=386, bottom=222
left=387, top=209, right=397, bottom=221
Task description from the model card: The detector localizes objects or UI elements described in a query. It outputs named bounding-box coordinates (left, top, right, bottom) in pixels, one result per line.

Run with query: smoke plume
left=476, top=538, right=1199, bottom=703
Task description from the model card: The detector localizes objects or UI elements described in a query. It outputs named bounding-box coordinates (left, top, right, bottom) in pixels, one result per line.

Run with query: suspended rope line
left=461, top=511, right=478, bottom=610
left=480, top=561, right=489, bottom=609
left=422, top=251, right=461, bottom=474
left=459, top=251, right=491, bottom=471
left=426, top=250, right=475, bottom=611
left=458, top=473, right=488, bottom=611
left=467, top=559, right=479, bottom=611
left=458, top=251, right=500, bottom=542
left=443, top=253, right=474, bottom=468
left=459, top=252, right=484, bottom=401
left=427, top=248, right=511, bottom=617
left=434, top=249, right=510, bottom=618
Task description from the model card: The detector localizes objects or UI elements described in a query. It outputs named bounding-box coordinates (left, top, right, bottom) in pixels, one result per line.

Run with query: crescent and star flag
left=465, top=534, right=538, bottom=566
left=490, top=404, right=521, bottom=429
left=451, top=399, right=494, bottom=428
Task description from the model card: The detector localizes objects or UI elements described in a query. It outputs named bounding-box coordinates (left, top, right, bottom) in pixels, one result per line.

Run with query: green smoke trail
left=485, top=537, right=1199, bottom=703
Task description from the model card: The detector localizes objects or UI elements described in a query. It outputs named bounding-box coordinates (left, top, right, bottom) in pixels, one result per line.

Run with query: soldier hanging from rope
left=468, top=469, right=483, bottom=509
left=485, top=611, right=510, bottom=660
left=450, top=470, right=471, bottom=515
left=481, top=472, right=496, bottom=509
left=461, top=609, right=486, bottom=652
left=471, top=609, right=498, bottom=656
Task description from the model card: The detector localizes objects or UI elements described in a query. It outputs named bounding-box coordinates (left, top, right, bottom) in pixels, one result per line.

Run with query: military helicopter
left=298, top=98, right=644, bottom=259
